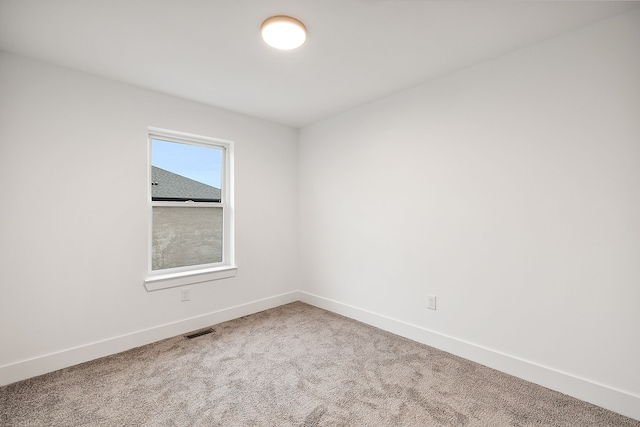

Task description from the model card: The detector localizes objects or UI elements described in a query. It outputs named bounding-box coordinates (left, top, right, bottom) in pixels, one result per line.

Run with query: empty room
left=1, top=1, right=639, bottom=425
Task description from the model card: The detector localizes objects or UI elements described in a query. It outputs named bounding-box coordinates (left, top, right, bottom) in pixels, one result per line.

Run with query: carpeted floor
left=1, top=302, right=638, bottom=426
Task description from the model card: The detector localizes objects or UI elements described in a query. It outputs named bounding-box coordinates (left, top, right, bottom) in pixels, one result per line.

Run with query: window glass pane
left=152, top=206, right=223, bottom=270
left=151, top=139, right=222, bottom=202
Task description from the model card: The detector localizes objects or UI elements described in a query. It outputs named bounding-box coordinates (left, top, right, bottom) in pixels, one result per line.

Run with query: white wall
left=0, top=52, right=299, bottom=383
left=299, top=9, right=640, bottom=419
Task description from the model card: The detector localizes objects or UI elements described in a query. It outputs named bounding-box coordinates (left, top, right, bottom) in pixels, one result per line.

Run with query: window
left=144, top=127, right=235, bottom=291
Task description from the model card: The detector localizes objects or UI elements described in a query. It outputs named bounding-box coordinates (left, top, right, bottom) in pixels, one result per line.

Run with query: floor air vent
left=184, top=328, right=214, bottom=339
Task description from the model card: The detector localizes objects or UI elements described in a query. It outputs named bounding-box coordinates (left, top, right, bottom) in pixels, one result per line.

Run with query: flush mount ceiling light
left=261, top=15, right=307, bottom=50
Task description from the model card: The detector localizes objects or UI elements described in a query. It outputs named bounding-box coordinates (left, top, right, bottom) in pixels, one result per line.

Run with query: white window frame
left=144, top=127, right=236, bottom=291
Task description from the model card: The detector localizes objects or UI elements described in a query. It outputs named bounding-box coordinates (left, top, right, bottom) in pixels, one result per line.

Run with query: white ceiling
left=1, top=0, right=638, bottom=128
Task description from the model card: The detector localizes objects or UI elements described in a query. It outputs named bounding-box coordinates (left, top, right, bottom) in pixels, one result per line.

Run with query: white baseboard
left=0, top=291, right=300, bottom=387
left=298, top=291, right=640, bottom=422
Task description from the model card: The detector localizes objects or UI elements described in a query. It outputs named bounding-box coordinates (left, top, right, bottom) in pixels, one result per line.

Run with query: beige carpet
left=1, top=302, right=638, bottom=426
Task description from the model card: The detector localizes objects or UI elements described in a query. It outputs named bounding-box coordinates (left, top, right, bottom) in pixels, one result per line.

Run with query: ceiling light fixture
left=261, top=15, right=307, bottom=50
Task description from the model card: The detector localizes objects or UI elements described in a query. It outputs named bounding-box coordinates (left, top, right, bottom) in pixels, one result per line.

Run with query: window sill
left=144, top=265, right=237, bottom=291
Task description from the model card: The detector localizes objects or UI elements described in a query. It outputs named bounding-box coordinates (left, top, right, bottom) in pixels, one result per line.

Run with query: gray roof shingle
left=151, top=166, right=221, bottom=201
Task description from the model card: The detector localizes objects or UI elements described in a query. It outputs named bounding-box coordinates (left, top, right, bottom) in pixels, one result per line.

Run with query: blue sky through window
left=151, top=139, right=222, bottom=188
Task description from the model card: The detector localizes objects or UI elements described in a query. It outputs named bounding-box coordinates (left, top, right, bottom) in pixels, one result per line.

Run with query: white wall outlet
left=181, top=289, right=191, bottom=302
left=427, top=295, right=437, bottom=310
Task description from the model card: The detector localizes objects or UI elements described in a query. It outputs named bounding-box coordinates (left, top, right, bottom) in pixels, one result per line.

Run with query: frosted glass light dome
left=261, top=16, right=307, bottom=50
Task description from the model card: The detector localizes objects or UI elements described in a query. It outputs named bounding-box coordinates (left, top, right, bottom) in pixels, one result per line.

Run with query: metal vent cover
left=184, top=328, right=214, bottom=339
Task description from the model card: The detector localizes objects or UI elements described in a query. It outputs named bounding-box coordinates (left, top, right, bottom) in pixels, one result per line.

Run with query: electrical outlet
left=426, top=295, right=436, bottom=310
left=181, top=289, right=191, bottom=302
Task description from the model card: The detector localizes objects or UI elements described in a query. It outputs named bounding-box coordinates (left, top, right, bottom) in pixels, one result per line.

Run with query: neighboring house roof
left=151, top=166, right=221, bottom=201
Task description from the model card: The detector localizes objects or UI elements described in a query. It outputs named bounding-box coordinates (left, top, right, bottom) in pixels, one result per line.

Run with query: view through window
left=150, top=134, right=227, bottom=272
